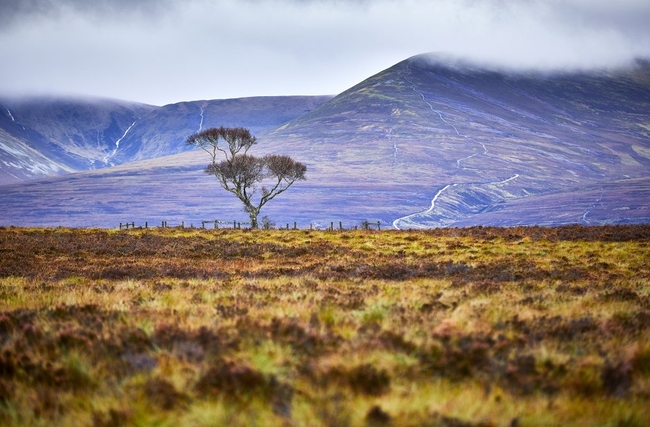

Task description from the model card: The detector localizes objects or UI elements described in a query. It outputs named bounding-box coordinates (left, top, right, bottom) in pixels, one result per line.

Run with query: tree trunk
left=248, top=208, right=259, bottom=229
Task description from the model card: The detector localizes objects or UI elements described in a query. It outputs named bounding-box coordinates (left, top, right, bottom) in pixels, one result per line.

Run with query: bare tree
left=187, top=126, right=307, bottom=228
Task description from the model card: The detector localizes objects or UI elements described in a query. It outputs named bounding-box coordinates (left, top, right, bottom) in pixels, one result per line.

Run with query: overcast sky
left=1, top=0, right=649, bottom=106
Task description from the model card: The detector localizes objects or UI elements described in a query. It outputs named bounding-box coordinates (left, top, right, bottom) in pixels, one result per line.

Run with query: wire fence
left=118, top=220, right=383, bottom=231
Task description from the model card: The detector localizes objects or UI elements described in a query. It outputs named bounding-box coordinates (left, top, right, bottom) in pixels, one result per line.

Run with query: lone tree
left=187, top=126, right=307, bottom=228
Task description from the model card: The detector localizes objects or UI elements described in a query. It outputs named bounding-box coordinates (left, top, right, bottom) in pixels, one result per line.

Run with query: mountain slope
left=0, top=54, right=648, bottom=228
left=260, top=54, right=650, bottom=227
left=0, top=95, right=332, bottom=185
left=0, top=128, right=75, bottom=183
left=109, top=96, right=333, bottom=164
left=0, top=97, right=154, bottom=184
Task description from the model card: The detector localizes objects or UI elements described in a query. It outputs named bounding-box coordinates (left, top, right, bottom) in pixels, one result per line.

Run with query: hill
left=0, top=96, right=154, bottom=183
left=0, top=53, right=649, bottom=228
left=262, top=54, right=650, bottom=228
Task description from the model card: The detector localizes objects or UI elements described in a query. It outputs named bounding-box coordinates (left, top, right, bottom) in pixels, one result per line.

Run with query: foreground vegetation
left=0, top=225, right=649, bottom=426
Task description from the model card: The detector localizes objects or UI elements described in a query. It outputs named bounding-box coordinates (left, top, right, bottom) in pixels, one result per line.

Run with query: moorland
left=0, top=225, right=649, bottom=426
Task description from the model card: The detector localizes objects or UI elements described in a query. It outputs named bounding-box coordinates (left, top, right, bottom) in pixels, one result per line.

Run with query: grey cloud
left=542, top=0, right=650, bottom=35
left=0, top=0, right=648, bottom=105
left=0, top=0, right=177, bottom=27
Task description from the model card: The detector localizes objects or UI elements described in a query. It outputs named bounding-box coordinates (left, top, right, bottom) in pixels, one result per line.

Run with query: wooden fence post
left=294, top=222, right=297, bottom=230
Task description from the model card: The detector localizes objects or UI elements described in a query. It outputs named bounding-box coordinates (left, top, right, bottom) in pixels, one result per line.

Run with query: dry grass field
left=0, top=225, right=649, bottom=426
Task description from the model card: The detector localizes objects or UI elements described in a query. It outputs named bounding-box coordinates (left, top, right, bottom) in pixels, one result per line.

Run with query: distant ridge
left=0, top=95, right=332, bottom=185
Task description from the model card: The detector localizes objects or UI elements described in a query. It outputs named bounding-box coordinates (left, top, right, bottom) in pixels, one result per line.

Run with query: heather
left=0, top=225, right=648, bottom=426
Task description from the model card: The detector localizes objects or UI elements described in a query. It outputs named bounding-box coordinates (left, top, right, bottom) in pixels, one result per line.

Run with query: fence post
left=339, top=221, right=343, bottom=231
left=294, top=222, right=297, bottom=230
left=145, top=222, right=148, bottom=229
left=286, top=224, right=289, bottom=230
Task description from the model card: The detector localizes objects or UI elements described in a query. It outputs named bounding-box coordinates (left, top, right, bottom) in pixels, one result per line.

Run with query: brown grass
left=0, top=225, right=649, bottom=426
